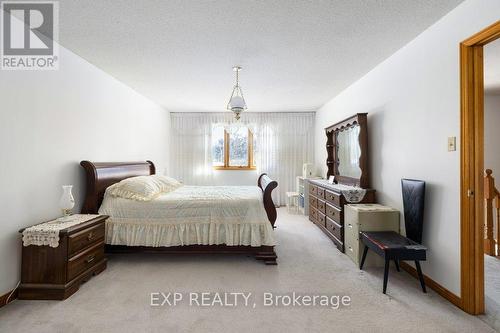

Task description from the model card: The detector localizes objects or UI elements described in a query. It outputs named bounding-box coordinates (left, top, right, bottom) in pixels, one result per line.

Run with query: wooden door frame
left=460, top=20, right=500, bottom=315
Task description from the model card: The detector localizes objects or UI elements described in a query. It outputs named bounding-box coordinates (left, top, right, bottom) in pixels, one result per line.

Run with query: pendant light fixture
left=226, top=66, right=247, bottom=120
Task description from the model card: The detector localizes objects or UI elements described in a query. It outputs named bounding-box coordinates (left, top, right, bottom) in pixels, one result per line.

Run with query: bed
left=80, top=161, right=278, bottom=264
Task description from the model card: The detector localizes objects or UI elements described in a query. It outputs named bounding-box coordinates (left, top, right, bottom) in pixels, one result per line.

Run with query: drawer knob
left=87, top=232, right=94, bottom=241
left=85, top=255, right=95, bottom=264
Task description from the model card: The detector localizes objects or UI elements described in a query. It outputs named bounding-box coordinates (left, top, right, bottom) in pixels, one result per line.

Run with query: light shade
left=229, top=95, right=245, bottom=110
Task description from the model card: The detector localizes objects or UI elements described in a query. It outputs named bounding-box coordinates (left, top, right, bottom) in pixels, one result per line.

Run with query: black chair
left=359, top=179, right=427, bottom=294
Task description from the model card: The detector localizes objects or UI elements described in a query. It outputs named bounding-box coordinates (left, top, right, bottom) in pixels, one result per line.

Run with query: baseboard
left=0, top=288, right=18, bottom=309
left=400, top=262, right=461, bottom=308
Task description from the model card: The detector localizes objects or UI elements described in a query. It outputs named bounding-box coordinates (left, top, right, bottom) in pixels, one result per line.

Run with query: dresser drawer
left=330, top=234, right=344, bottom=252
left=326, top=217, right=343, bottom=240
left=309, top=196, right=318, bottom=209
left=68, top=223, right=105, bottom=257
left=317, top=199, right=326, bottom=213
left=326, top=203, right=342, bottom=224
left=309, top=207, right=318, bottom=222
left=309, top=184, right=318, bottom=196
left=325, top=190, right=341, bottom=207
left=345, top=218, right=359, bottom=239
left=317, top=211, right=326, bottom=227
left=67, top=242, right=105, bottom=281
left=345, top=242, right=358, bottom=264
left=317, top=187, right=325, bottom=200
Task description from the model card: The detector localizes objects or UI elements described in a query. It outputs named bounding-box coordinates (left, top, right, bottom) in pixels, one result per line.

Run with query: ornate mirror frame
left=325, top=113, right=369, bottom=188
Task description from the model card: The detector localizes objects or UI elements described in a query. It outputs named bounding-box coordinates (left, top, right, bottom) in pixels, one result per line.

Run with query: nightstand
left=18, top=215, right=108, bottom=300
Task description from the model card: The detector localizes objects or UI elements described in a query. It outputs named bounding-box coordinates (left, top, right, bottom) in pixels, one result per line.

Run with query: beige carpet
left=482, top=254, right=500, bottom=331
left=0, top=208, right=495, bottom=333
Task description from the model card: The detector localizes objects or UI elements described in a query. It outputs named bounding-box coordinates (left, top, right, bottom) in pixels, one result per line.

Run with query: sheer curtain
left=169, top=112, right=315, bottom=205
left=169, top=113, right=215, bottom=185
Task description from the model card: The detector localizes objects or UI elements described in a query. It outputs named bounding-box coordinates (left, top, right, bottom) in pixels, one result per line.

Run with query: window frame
left=213, top=128, right=255, bottom=170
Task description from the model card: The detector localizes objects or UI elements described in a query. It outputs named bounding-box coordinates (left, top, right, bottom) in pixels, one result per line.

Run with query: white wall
left=212, top=170, right=259, bottom=186
left=485, top=94, right=500, bottom=178
left=0, top=46, right=169, bottom=295
left=314, top=0, right=500, bottom=295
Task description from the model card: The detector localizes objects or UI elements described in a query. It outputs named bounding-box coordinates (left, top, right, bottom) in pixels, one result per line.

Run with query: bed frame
left=80, top=161, right=278, bottom=265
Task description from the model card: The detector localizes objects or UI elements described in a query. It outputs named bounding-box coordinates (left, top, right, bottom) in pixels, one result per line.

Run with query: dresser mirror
left=336, top=125, right=362, bottom=179
left=325, top=113, right=369, bottom=188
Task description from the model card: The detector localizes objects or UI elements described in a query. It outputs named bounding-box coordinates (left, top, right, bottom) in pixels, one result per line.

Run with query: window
left=212, top=125, right=255, bottom=170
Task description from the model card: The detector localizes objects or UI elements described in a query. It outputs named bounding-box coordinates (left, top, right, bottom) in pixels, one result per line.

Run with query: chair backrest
left=401, top=179, right=426, bottom=244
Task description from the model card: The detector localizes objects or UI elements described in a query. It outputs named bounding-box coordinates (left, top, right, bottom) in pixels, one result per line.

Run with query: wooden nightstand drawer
left=68, top=242, right=105, bottom=281
left=68, top=223, right=105, bottom=257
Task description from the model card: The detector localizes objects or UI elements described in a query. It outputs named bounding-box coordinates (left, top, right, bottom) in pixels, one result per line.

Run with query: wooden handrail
left=484, top=169, right=500, bottom=256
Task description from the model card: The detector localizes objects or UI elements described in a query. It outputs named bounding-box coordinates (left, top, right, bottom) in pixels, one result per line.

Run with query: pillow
left=154, top=175, right=183, bottom=191
left=108, top=175, right=182, bottom=201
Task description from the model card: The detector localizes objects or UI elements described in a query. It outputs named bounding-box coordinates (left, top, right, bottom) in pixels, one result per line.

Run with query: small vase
left=58, top=185, right=75, bottom=221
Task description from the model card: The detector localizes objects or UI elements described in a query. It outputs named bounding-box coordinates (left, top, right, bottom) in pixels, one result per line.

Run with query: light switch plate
left=448, top=137, right=456, bottom=151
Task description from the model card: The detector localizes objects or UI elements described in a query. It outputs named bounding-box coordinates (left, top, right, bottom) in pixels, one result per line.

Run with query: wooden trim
left=325, top=112, right=367, bottom=133
left=462, top=20, right=500, bottom=46
left=224, top=130, right=230, bottom=167
left=215, top=128, right=255, bottom=170
left=400, top=262, right=461, bottom=308
left=213, top=166, right=256, bottom=171
left=459, top=20, right=500, bottom=315
left=249, top=129, right=254, bottom=167
left=0, top=288, right=18, bottom=308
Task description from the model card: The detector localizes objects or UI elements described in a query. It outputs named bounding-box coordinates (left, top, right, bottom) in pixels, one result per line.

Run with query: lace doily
left=339, top=187, right=367, bottom=203
left=22, top=214, right=100, bottom=248
left=310, top=180, right=367, bottom=203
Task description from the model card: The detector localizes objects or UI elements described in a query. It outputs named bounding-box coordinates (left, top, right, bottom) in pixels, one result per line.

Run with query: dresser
left=344, top=204, right=399, bottom=267
left=308, top=179, right=375, bottom=252
left=19, top=215, right=108, bottom=300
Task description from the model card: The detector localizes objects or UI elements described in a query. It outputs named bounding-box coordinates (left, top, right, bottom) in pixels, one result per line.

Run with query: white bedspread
left=98, top=186, right=275, bottom=247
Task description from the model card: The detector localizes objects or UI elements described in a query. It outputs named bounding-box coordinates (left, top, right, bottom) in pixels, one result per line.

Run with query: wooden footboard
left=258, top=173, right=278, bottom=228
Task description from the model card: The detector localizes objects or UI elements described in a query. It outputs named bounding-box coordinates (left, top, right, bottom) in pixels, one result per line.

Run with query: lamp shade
left=229, top=95, right=245, bottom=110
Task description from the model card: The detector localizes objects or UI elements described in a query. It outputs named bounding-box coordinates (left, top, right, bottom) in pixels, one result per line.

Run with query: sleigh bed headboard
left=80, top=161, right=155, bottom=214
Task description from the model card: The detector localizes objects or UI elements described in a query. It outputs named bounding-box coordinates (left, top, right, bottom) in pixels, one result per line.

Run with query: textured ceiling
left=485, top=40, right=500, bottom=95
left=59, top=0, right=463, bottom=112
